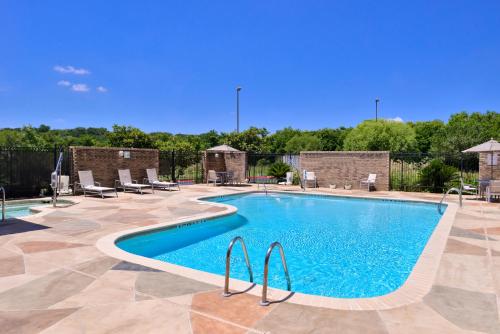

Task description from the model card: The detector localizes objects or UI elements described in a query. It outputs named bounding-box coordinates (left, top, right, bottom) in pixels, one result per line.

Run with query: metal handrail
left=51, top=151, right=64, bottom=207
left=260, top=241, right=291, bottom=306
left=257, top=183, right=268, bottom=195
left=1, top=186, right=5, bottom=222
left=438, top=186, right=462, bottom=214
left=223, top=236, right=254, bottom=297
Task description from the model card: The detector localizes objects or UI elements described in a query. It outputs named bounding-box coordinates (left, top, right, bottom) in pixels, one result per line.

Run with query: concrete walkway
left=0, top=185, right=499, bottom=333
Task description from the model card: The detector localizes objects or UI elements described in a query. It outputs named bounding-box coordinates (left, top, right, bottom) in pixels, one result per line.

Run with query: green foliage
left=411, top=120, right=445, bottom=152
left=315, top=127, right=351, bottom=151
left=284, top=134, right=321, bottom=153
left=419, top=159, right=459, bottom=193
left=343, top=119, right=417, bottom=152
left=107, top=125, right=153, bottom=148
left=268, top=161, right=291, bottom=178
left=220, top=127, right=269, bottom=153
left=430, top=111, right=500, bottom=153
left=0, top=111, right=497, bottom=154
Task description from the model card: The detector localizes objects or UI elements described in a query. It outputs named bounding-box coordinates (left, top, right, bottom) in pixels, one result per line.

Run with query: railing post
left=171, top=151, right=176, bottom=182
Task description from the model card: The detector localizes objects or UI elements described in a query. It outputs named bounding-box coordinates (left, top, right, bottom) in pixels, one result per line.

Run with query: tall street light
left=236, top=86, right=242, bottom=133
left=375, top=98, right=380, bottom=121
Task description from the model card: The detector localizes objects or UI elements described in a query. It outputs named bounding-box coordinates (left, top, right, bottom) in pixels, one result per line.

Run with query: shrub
left=419, top=159, right=458, bottom=193
left=268, top=161, right=291, bottom=178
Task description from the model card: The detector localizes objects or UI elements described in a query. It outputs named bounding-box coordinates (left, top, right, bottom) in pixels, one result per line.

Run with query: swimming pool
left=2, top=199, right=73, bottom=219
left=117, top=192, right=445, bottom=298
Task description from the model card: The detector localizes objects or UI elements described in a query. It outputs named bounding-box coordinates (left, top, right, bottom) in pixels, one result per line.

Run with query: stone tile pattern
left=300, top=151, right=390, bottom=190
left=70, top=146, right=159, bottom=187
left=0, top=186, right=499, bottom=333
left=480, top=152, right=500, bottom=180
left=203, top=151, right=247, bottom=183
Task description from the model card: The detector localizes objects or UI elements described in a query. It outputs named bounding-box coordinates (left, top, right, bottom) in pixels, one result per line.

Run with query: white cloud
left=387, top=116, right=404, bottom=122
left=96, top=86, right=108, bottom=93
left=71, top=83, right=90, bottom=92
left=57, top=80, right=71, bottom=86
left=53, top=65, right=90, bottom=75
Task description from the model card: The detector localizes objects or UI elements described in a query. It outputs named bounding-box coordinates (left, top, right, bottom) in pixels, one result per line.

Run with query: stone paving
left=0, top=185, right=499, bottom=333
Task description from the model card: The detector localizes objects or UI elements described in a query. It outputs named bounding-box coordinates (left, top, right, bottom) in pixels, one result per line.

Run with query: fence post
left=400, top=158, right=404, bottom=191
left=171, top=151, right=176, bottom=182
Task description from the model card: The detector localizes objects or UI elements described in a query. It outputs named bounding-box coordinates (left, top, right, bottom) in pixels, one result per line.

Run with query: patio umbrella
left=462, top=138, right=500, bottom=179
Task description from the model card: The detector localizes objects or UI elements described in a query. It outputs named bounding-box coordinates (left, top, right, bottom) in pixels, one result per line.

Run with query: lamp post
left=375, top=98, right=380, bottom=121
left=236, top=86, right=242, bottom=133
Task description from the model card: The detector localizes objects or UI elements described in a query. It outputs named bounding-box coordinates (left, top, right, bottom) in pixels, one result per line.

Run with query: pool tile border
left=96, top=190, right=458, bottom=310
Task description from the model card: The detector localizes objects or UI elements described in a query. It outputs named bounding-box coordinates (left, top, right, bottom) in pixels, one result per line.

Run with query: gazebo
left=462, top=139, right=500, bottom=180
left=203, top=145, right=247, bottom=183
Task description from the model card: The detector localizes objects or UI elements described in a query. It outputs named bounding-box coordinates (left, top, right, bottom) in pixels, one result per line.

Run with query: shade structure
left=205, top=144, right=241, bottom=152
left=462, top=139, right=500, bottom=153
left=462, top=139, right=500, bottom=180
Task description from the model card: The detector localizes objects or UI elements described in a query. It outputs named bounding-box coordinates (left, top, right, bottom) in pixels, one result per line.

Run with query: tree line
left=0, top=111, right=498, bottom=154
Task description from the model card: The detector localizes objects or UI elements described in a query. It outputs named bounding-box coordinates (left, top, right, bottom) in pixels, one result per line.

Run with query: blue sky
left=1, top=1, right=499, bottom=133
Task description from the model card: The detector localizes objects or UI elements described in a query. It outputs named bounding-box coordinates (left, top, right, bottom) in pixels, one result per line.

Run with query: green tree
left=411, top=120, right=445, bottom=153
left=264, top=127, right=302, bottom=153
left=419, top=159, right=459, bottom=193
left=314, top=127, right=351, bottom=151
left=284, top=134, right=321, bottom=153
left=343, top=119, right=417, bottom=152
left=431, top=111, right=500, bottom=153
left=268, top=161, right=291, bottom=178
left=107, top=125, right=154, bottom=148
left=221, top=127, right=269, bottom=153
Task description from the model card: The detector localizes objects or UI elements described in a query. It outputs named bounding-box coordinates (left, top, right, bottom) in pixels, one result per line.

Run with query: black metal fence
left=0, top=146, right=482, bottom=198
left=389, top=152, right=479, bottom=192
left=0, top=146, right=70, bottom=198
left=158, top=150, right=204, bottom=184
left=247, top=153, right=299, bottom=183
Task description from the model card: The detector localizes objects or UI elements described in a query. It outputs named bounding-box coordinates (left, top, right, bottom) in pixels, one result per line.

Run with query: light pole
left=375, top=98, right=380, bottom=121
left=236, top=86, right=242, bottom=133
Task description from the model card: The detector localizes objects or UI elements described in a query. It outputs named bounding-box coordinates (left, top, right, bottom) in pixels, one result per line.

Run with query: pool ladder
left=223, top=236, right=291, bottom=306
left=438, top=186, right=463, bottom=214
left=1, top=186, right=5, bottom=222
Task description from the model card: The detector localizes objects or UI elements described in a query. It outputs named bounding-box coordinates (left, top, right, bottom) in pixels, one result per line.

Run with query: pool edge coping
left=96, top=190, right=458, bottom=311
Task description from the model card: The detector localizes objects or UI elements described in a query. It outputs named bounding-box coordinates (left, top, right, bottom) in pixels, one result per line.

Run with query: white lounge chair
left=486, top=180, right=500, bottom=202
left=460, top=179, right=477, bottom=197
left=77, top=170, right=117, bottom=199
left=145, top=168, right=180, bottom=191
left=57, top=175, right=72, bottom=195
left=360, top=174, right=377, bottom=191
left=303, top=171, right=317, bottom=188
left=278, top=172, right=294, bottom=186
left=116, top=169, right=153, bottom=194
left=207, top=170, right=221, bottom=186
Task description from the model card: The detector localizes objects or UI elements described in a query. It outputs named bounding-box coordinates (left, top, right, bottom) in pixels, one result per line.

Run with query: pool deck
left=0, top=185, right=499, bottom=333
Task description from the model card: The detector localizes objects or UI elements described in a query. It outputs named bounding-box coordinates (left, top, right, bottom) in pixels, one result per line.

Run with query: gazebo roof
left=462, top=139, right=500, bottom=153
left=206, top=144, right=241, bottom=152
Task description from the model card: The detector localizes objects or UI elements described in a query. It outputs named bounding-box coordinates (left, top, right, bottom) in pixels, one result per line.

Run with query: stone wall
left=70, top=146, right=159, bottom=187
left=479, top=152, right=500, bottom=180
left=299, top=151, right=390, bottom=190
left=203, top=152, right=247, bottom=183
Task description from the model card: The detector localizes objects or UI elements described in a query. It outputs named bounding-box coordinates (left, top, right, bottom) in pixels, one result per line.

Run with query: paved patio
left=0, top=185, right=499, bottom=333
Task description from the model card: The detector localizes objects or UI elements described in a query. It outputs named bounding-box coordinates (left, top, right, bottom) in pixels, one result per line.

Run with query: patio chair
left=116, top=169, right=153, bottom=194
left=144, top=168, right=180, bottom=191
left=57, top=175, right=72, bottom=195
left=460, top=179, right=477, bottom=197
left=278, top=172, right=294, bottom=186
left=226, top=171, right=235, bottom=185
left=207, top=170, right=221, bottom=186
left=77, top=170, right=117, bottom=199
left=486, top=180, right=500, bottom=202
left=303, top=171, right=317, bottom=188
left=360, top=174, right=377, bottom=191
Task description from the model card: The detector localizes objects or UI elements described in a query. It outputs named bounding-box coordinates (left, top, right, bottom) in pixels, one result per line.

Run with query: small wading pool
left=2, top=199, right=73, bottom=219
left=117, top=192, right=445, bottom=298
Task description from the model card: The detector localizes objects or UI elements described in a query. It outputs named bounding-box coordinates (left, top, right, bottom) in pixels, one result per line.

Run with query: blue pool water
left=117, top=193, right=444, bottom=298
left=2, top=202, right=48, bottom=218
